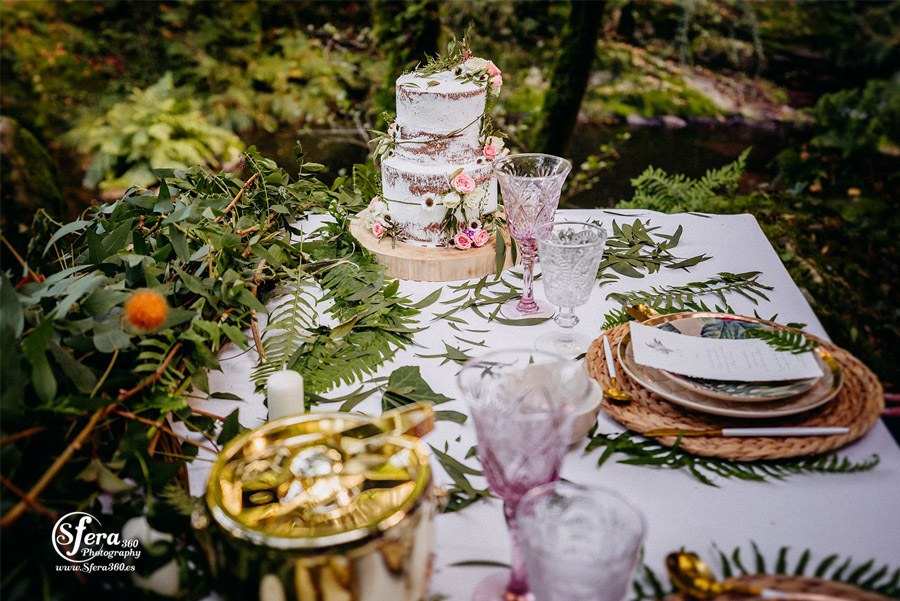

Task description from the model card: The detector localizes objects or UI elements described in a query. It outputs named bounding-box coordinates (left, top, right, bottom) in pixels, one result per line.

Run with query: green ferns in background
left=64, top=74, right=243, bottom=192
left=619, top=148, right=749, bottom=213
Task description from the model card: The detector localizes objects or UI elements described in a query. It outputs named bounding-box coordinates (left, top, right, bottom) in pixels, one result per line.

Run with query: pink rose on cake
left=451, top=172, right=476, bottom=195
left=483, top=136, right=505, bottom=160
left=485, top=60, right=503, bottom=89
left=471, top=229, right=490, bottom=247
left=454, top=232, right=472, bottom=250
left=372, top=223, right=386, bottom=238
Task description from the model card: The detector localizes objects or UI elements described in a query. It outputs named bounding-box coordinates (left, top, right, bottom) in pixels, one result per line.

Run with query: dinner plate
left=617, top=333, right=842, bottom=419
left=648, top=313, right=822, bottom=402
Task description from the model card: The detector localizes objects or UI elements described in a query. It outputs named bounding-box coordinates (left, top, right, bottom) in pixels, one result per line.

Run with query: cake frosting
left=368, top=53, right=506, bottom=248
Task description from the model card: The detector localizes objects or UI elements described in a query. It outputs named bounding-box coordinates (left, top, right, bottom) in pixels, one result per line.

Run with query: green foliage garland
left=0, top=147, right=421, bottom=598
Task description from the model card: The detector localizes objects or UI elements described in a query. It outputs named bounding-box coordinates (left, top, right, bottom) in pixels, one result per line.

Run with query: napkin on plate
left=629, top=322, right=823, bottom=382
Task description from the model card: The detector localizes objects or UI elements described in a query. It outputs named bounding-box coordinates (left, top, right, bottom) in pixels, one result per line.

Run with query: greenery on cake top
left=412, top=27, right=473, bottom=77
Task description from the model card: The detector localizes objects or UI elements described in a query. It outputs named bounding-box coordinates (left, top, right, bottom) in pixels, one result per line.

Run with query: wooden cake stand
left=349, top=210, right=514, bottom=282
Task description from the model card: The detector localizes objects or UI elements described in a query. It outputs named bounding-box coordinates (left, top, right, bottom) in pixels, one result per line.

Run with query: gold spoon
left=602, top=335, right=632, bottom=403
left=667, top=551, right=851, bottom=601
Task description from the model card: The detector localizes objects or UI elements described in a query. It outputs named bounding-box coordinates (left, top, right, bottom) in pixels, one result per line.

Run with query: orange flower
left=123, top=289, right=169, bottom=332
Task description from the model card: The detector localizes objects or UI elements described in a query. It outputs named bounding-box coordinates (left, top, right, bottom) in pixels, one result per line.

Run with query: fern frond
left=586, top=431, right=880, bottom=487
left=622, top=149, right=750, bottom=214
left=252, top=270, right=321, bottom=389
left=745, top=327, right=819, bottom=354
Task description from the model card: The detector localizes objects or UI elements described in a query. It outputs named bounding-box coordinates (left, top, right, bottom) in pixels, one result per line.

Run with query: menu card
left=629, top=322, right=823, bottom=382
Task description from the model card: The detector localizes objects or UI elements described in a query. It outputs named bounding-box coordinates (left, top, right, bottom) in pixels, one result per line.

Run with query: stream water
left=249, top=122, right=797, bottom=209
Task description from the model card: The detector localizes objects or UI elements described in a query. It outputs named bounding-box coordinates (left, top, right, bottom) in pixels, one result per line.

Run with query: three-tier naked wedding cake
left=366, top=44, right=506, bottom=250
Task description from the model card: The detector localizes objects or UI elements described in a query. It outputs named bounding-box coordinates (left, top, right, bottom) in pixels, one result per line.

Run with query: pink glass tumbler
left=457, top=349, right=592, bottom=601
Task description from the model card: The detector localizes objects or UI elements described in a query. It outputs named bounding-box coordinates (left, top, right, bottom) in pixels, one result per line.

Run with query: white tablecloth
left=187, top=209, right=900, bottom=599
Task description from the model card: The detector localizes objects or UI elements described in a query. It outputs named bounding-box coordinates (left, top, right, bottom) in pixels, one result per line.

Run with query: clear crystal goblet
left=518, top=481, right=647, bottom=601
left=457, top=349, right=593, bottom=601
left=535, top=221, right=608, bottom=357
left=493, top=154, right=572, bottom=320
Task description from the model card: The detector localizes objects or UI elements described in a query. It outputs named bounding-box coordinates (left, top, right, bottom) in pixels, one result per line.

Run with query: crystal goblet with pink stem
left=457, top=349, right=592, bottom=601
left=494, top=154, right=572, bottom=320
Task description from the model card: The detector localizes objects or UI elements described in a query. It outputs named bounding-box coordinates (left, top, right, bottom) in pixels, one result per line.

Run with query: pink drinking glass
left=457, top=349, right=592, bottom=601
left=493, top=154, right=572, bottom=320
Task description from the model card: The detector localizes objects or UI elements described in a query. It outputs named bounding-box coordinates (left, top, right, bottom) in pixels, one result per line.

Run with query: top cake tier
left=394, top=70, right=486, bottom=165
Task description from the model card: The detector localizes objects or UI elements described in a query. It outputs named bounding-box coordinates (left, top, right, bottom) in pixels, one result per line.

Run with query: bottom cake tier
left=377, top=157, right=498, bottom=247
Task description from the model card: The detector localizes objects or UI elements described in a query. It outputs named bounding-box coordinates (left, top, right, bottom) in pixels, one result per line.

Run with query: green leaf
left=92, top=317, right=133, bottom=353
left=43, top=219, right=90, bottom=256
left=495, top=230, right=507, bottom=277
left=0, top=276, right=24, bottom=337
left=382, top=365, right=453, bottom=411
left=48, top=341, right=97, bottom=394
left=21, top=319, right=57, bottom=403
left=434, top=410, right=467, bottom=424
left=169, top=225, right=190, bottom=260
left=217, top=409, right=246, bottom=445
left=55, top=273, right=108, bottom=316
left=665, top=254, right=711, bottom=270
left=409, top=288, right=442, bottom=310
left=82, top=288, right=129, bottom=315
left=161, top=308, right=197, bottom=330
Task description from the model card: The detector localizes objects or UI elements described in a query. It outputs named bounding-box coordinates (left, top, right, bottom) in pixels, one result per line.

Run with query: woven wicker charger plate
left=586, top=321, right=883, bottom=462
left=665, top=574, right=893, bottom=601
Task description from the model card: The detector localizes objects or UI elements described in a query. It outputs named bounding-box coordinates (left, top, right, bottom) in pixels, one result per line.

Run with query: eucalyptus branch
left=606, top=272, right=773, bottom=313
left=1, top=234, right=40, bottom=281
left=189, top=407, right=228, bottom=422
left=114, top=410, right=218, bottom=455
left=215, top=172, right=260, bottom=223
left=0, top=426, right=46, bottom=447
left=248, top=259, right=268, bottom=362
left=0, top=403, right=115, bottom=529
left=0, top=474, right=58, bottom=522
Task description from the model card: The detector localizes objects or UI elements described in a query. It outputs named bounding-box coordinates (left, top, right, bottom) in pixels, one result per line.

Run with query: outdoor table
left=186, top=208, right=900, bottom=599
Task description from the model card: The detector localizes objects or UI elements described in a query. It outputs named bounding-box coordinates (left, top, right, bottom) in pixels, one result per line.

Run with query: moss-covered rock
left=0, top=117, right=65, bottom=256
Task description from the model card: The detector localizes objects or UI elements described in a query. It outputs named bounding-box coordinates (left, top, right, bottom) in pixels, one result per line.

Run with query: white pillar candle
left=266, top=370, right=305, bottom=421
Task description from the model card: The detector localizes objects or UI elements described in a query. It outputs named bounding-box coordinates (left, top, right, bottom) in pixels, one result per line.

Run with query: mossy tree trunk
left=371, top=0, right=441, bottom=124
left=531, top=1, right=606, bottom=156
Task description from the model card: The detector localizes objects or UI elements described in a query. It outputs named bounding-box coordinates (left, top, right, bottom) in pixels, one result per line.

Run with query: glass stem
left=516, top=240, right=539, bottom=314
left=504, top=501, right=530, bottom=598
left=555, top=306, right=579, bottom=346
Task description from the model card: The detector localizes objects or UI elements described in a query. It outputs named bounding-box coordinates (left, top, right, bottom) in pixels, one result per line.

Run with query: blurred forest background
left=1, top=0, right=897, bottom=388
